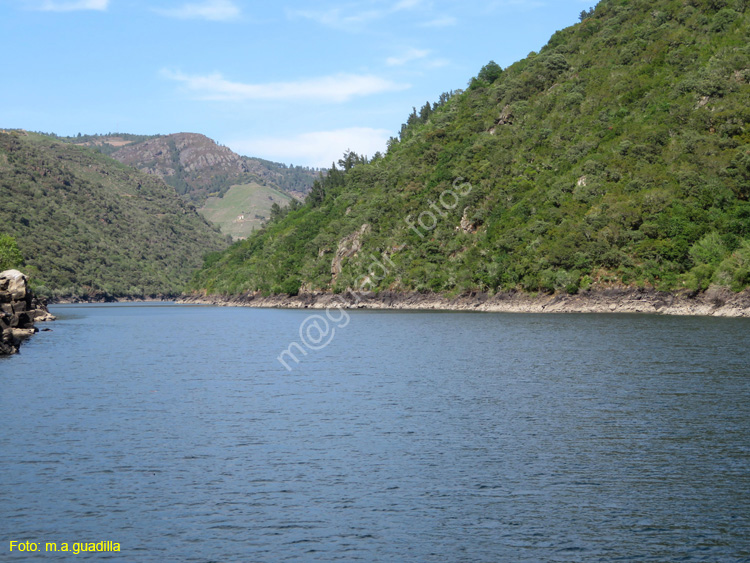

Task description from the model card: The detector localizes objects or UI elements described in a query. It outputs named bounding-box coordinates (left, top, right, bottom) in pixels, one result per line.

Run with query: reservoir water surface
left=2, top=304, right=749, bottom=561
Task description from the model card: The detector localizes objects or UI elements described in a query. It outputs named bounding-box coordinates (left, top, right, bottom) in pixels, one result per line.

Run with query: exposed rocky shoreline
left=178, top=286, right=750, bottom=318
left=1, top=270, right=56, bottom=355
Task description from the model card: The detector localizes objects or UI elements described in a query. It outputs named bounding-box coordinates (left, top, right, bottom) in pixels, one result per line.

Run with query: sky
left=0, top=0, right=594, bottom=168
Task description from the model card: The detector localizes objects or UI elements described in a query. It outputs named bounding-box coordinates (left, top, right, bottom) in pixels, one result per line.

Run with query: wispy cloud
left=286, top=6, right=381, bottom=30
left=288, top=0, right=428, bottom=31
left=486, top=0, right=546, bottom=11
left=386, top=48, right=430, bottom=67
left=163, top=70, right=409, bottom=103
left=419, top=15, right=457, bottom=27
left=229, top=128, right=392, bottom=168
left=32, top=0, right=108, bottom=11
left=392, top=0, right=424, bottom=10
left=426, top=58, right=450, bottom=68
left=155, top=0, right=240, bottom=21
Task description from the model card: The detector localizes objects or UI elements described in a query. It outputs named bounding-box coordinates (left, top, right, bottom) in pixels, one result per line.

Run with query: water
left=1, top=304, right=749, bottom=562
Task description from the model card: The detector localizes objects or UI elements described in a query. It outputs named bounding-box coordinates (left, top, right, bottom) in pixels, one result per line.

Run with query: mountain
left=190, top=0, right=750, bottom=298
left=62, top=132, right=318, bottom=239
left=70, top=132, right=317, bottom=203
left=0, top=131, right=228, bottom=299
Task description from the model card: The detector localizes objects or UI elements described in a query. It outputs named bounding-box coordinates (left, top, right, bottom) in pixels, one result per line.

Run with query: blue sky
left=1, top=0, right=593, bottom=167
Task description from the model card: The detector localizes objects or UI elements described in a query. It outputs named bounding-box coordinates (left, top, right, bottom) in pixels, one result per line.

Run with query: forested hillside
left=0, top=131, right=228, bottom=298
left=191, top=0, right=750, bottom=297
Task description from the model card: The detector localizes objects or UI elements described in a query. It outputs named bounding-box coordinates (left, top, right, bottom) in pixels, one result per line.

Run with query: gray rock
left=2, top=269, right=28, bottom=300
left=0, top=270, right=55, bottom=355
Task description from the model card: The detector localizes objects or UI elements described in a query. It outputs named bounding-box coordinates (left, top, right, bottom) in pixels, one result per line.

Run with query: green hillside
left=192, top=0, right=750, bottom=298
left=199, top=183, right=293, bottom=240
left=0, top=131, right=229, bottom=298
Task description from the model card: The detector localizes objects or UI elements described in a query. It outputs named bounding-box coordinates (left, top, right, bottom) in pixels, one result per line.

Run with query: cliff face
left=0, top=270, right=55, bottom=355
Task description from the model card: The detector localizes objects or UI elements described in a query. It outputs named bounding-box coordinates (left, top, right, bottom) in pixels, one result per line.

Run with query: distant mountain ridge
left=66, top=132, right=317, bottom=203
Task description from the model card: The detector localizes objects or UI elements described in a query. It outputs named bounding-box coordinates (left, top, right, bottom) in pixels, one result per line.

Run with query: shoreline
left=48, top=296, right=176, bottom=305
left=176, top=286, right=750, bottom=318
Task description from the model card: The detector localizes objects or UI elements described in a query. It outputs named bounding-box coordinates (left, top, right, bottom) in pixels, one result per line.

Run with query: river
left=2, top=303, right=749, bottom=561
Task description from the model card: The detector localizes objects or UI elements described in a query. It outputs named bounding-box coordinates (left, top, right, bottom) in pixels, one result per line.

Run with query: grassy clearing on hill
left=199, top=183, right=293, bottom=240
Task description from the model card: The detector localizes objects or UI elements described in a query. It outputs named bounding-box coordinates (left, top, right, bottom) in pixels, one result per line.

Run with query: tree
left=407, top=107, right=419, bottom=127
left=308, top=179, right=326, bottom=207
left=338, top=149, right=367, bottom=172
left=269, top=202, right=283, bottom=222
left=478, top=60, right=503, bottom=84
left=727, top=149, right=750, bottom=200
left=579, top=7, right=595, bottom=21
left=0, top=234, right=24, bottom=271
left=419, top=102, right=432, bottom=123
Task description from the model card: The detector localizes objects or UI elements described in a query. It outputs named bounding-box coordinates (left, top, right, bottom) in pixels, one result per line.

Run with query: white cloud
left=33, top=0, right=108, bottom=11
left=286, top=7, right=381, bottom=30
left=392, top=0, right=423, bottom=10
left=419, top=15, right=457, bottom=27
left=486, top=0, right=546, bottom=11
left=288, top=0, right=427, bottom=30
left=156, top=0, right=240, bottom=21
left=163, top=70, right=409, bottom=103
left=426, top=58, right=450, bottom=68
left=228, top=128, right=392, bottom=168
left=386, top=48, right=430, bottom=67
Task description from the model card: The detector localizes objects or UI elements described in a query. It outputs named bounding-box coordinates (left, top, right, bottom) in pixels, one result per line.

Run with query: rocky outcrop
left=489, top=104, right=513, bottom=134
left=0, top=270, right=55, bottom=355
left=112, top=133, right=253, bottom=180
left=109, top=133, right=315, bottom=201
left=457, top=207, right=478, bottom=234
left=331, top=224, right=371, bottom=280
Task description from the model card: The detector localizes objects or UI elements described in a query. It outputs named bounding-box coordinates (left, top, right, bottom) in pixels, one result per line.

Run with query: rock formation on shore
left=179, top=286, right=750, bottom=318
left=0, top=270, right=55, bottom=355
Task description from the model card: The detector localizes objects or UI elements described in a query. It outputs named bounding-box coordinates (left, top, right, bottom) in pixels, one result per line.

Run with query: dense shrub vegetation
left=191, top=0, right=750, bottom=297
left=0, top=233, right=24, bottom=271
left=190, top=0, right=750, bottom=296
